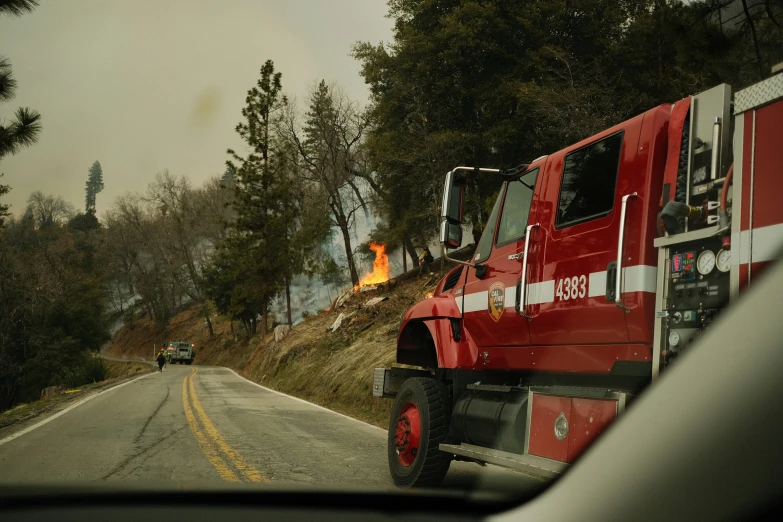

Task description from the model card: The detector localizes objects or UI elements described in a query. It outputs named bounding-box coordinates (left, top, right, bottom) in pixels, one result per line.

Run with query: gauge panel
left=697, top=250, right=716, bottom=275
left=716, top=248, right=731, bottom=273
left=667, top=238, right=729, bottom=311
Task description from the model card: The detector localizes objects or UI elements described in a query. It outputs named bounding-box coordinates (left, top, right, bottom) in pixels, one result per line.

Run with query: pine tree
left=0, top=2, right=41, bottom=227
left=219, top=60, right=293, bottom=336
left=84, top=160, right=104, bottom=213
left=0, top=0, right=39, bottom=17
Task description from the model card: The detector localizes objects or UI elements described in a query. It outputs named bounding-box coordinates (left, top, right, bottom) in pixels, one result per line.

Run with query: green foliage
left=0, top=57, right=41, bottom=161
left=85, top=160, right=104, bottom=212
left=205, top=60, right=297, bottom=335
left=0, top=175, right=9, bottom=228
left=69, top=211, right=100, bottom=232
left=0, top=210, right=111, bottom=412
left=355, top=0, right=783, bottom=246
left=82, top=357, right=108, bottom=384
left=203, top=234, right=264, bottom=334
left=0, top=0, right=39, bottom=18
left=0, top=0, right=106, bottom=412
left=317, top=253, right=349, bottom=290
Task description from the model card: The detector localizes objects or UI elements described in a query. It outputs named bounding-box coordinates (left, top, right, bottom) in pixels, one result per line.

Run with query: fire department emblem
left=488, top=282, right=505, bottom=322
left=555, top=412, right=569, bottom=440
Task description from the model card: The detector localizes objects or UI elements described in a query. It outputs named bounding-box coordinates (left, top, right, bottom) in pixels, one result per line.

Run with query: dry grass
left=103, top=359, right=151, bottom=379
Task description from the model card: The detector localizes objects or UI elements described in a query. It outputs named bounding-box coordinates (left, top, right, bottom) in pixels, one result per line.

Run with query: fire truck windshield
left=496, top=168, right=539, bottom=245
left=473, top=189, right=503, bottom=263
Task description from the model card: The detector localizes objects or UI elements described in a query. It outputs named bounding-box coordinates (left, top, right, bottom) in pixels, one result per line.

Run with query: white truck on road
left=166, top=341, right=196, bottom=365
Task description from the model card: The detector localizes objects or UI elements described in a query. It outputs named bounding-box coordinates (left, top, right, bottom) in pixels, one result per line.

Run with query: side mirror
left=440, top=220, right=463, bottom=250
left=441, top=170, right=465, bottom=224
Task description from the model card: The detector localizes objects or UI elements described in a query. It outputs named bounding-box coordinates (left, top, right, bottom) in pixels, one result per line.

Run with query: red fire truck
left=373, top=69, right=783, bottom=487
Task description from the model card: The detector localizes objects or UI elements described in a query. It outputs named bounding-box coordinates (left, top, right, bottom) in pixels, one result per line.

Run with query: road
left=0, top=365, right=542, bottom=493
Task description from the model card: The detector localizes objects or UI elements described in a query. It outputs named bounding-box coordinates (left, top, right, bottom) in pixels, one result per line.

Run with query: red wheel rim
left=394, top=401, right=421, bottom=467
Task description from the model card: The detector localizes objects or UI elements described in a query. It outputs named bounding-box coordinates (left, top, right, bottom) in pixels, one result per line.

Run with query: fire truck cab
left=374, top=69, right=783, bottom=487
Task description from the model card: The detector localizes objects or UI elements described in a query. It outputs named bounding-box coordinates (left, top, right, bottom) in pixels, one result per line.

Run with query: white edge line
left=224, top=368, right=387, bottom=434
left=0, top=371, right=154, bottom=447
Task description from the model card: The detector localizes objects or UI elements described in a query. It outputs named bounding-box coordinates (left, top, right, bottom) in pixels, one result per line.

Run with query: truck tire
left=387, top=377, right=452, bottom=488
left=186, top=360, right=192, bottom=365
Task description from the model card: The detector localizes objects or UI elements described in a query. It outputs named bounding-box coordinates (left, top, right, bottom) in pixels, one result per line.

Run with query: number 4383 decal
left=555, top=275, right=587, bottom=300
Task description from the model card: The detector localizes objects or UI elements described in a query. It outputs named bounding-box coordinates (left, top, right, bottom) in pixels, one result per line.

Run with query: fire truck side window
left=473, top=188, right=503, bottom=263
left=496, top=168, right=539, bottom=246
left=556, top=131, right=624, bottom=228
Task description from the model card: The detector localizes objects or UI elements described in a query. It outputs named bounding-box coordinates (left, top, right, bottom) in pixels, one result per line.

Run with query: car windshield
left=1, top=0, right=782, bottom=507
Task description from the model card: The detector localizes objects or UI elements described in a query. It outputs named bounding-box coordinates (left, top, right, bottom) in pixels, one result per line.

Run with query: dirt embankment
left=107, top=271, right=446, bottom=428
left=103, top=359, right=152, bottom=379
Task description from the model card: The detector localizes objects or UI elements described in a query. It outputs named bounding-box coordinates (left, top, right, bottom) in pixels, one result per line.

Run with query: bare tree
left=282, top=81, right=371, bottom=286
left=145, top=171, right=204, bottom=301
left=103, top=193, right=174, bottom=324
left=194, top=175, right=235, bottom=245
left=25, top=191, right=74, bottom=228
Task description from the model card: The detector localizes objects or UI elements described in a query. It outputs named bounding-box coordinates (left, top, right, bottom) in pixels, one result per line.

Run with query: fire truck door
left=460, top=166, right=542, bottom=348
left=525, top=124, right=642, bottom=346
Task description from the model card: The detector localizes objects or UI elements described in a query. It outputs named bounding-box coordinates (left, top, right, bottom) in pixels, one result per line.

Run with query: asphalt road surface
left=0, top=365, right=542, bottom=493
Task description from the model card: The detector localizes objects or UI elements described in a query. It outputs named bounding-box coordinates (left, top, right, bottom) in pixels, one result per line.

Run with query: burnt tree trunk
left=205, top=314, right=214, bottom=336
left=261, top=301, right=268, bottom=336
left=340, top=223, right=359, bottom=286
left=404, top=236, right=418, bottom=272
left=285, top=275, right=293, bottom=325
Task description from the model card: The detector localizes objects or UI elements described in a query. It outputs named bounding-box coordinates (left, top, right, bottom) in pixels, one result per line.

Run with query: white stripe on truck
left=734, top=223, right=783, bottom=265
left=455, top=265, right=657, bottom=313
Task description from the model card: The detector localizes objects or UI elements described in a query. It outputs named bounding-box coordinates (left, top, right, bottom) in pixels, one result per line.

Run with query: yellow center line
left=188, top=368, right=267, bottom=483
left=182, top=368, right=240, bottom=482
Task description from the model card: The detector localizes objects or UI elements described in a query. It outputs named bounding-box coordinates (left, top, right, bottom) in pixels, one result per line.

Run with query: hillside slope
left=107, top=269, right=449, bottom=428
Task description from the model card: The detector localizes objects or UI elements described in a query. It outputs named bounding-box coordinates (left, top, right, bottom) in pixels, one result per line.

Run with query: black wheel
left=186, top=360, right=192, bottom=365
left=387, top=377, right=452, bottom=488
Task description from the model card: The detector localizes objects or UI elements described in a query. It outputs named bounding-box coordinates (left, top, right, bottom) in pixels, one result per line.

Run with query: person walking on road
left=156, top=349, right=166, bottom=372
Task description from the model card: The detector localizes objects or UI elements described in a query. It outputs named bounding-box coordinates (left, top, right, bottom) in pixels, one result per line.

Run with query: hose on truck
left=657, top=113, right=691, bottom=237
left=675, top=115, right=690, bottom=205
left=718, top=163, right=734, bottom=248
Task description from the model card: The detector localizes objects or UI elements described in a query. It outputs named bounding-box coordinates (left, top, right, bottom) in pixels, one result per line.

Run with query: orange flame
left=357, top=242, right=390, bottom=288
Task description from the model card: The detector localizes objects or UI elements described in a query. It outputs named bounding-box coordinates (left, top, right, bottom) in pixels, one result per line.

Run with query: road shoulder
left=0, top=365, right=155, bottom=442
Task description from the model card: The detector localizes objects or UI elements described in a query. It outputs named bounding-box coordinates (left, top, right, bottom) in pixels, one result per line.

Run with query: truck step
left=439, top=443, right=566, bottom=480
left=465, top=383, right=520, bottom=392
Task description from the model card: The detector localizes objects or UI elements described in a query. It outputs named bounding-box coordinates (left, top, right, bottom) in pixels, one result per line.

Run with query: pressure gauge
left=697, top=250, right=716, bottom=275
left=669, top=330, right=681, bottom=347
left=716, top=248, right=731, bottom=273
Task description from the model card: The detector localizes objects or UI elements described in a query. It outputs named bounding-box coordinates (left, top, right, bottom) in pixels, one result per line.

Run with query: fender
left=396, top=295, right=479, bottom=370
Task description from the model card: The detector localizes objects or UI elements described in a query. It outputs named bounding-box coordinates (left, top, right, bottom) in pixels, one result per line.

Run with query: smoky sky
left=0, top=0, right=392, bottom=217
